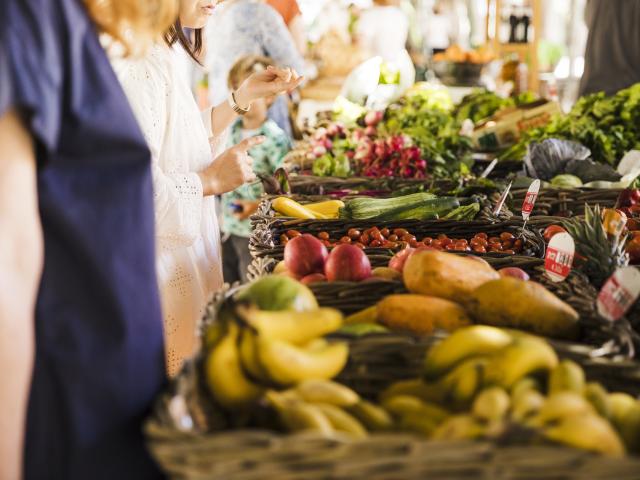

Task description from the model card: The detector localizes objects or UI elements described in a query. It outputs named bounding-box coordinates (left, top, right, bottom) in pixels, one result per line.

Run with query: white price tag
left=597, top=267, right=640, bottom=321
left=544, top=233, right=575, bottom=282
left=521, top=179, right=541, bottom=221
left=493, top=181, right=513, bottom=216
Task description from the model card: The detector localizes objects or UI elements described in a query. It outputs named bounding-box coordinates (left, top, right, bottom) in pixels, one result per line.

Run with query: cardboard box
left=473, top=100, right=562, bottom=150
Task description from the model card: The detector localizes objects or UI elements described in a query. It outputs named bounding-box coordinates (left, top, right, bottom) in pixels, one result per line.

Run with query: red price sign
left=521, top=179, right=540, bottom=221
left=544, top=233, right=575, bottom=282
left=597, top=267, right=640, bottom=321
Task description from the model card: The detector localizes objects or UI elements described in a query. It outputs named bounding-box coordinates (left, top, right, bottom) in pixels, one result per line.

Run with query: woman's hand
left=235, top=66, right=304, bottom=109
left=198, top=136, right=265, bottom=196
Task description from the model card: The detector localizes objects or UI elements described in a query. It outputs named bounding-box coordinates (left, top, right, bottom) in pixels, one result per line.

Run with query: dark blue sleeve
left=0, top=0, right=62, bottom=151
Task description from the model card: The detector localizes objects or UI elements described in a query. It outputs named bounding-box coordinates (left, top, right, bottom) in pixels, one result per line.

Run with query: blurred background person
left=356, top=0, right=409, bottom=64
left=221, top=56, right=292, bottom=284
left=206, top=0, right=305, bottom=139
left=0, top=0, right=178, bottom=478
left=579, top=0, right=640, bottom=96
left=266, top=0, right=308, bottom=55
left=113, top=0, right=302, bottom=377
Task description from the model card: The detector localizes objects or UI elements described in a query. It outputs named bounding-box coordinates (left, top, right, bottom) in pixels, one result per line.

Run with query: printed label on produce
left=597, top=267, right=640, bottom=321
left=602, top=209, right=627, bottom=238
left=493, top=181, right=513, bottom=216
left=521, top=179, right=540, bottom=221
left=544, top=232, right=575, bottom=282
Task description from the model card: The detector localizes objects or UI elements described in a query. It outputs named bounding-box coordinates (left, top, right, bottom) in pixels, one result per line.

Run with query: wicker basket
left=510, top=187, right=621, bottom=217
left=145, top=292, right=640, bottom=480
left=250, top=218, right=547, bottom=265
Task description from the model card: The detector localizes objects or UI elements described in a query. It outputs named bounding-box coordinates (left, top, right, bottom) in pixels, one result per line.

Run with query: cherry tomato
left=354, top=242, right=365, bottom=250
left=422, top=237, right=433, bottom=245
left=470, top=238, right=486, bottom=248
left=445, top=244, right=456, bottom=251
left=456, top=239, right=469, bottom=247
left=440, top=238, right=453, bottom=247
left=370, top=239, right=382, bottom=248
left=394, top=228, right=409, bottom=237
left=388, top=234, right=399, bottom=242
left=360, top=233, right=370, bottom=245
left=500, top=232, right=515, bottom=242
left=513, top=239, right=524, bottom=250
left=402, top=234, right=417, bottom=243
left=502, top=240, right=513, bottom=249
left=543, top=225, right=567, bottom=243
left=488, top=237, right=501, bottom=244
left=340, top=236, right=352, bottom=244
left=409, top=240, right=419, bottom=248
left=286, top=230, right=301, bottom=238
left=431, top=240, right=443, bottom=249
left=503, top=249, right=516, bottom=255
left=347, top=228, right=361, bottom=240
left=380, top=228, right=390, bottom=238
left=473, top=245, right=487, bottom=253
left=475, top=232, right=488, bottom=240
left=318, top=231, right=330, bottom=241
left=490, top=243, right=503, bottom=251
left=437, top=233, right=449, bottom=240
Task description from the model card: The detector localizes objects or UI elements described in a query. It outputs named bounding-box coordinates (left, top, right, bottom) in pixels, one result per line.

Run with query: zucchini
left=340, top=193, right=437, bottom=220
left=376, top=197, right=460, bottom=221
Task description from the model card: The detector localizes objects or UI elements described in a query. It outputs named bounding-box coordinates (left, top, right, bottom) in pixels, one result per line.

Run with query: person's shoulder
left=111, top=43, right=172, bottom=87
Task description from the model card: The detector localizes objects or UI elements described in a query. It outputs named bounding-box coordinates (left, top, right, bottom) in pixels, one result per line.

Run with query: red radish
left=325, top=244, right=372, bottom=282
left=284, top=234, right=328, bottom=277
left=364, top=110, right=383, bottom=127
left=543, top=225, right=567, bottom=243
left=388, top=247, right=415, bottom=272
left=499, top=267, right=530, bottom=281
left=300, top=273, right=328, bottom=285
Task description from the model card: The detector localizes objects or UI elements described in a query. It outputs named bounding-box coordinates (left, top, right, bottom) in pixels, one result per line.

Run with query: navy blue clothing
left=0, top=1, right=166, bottom=479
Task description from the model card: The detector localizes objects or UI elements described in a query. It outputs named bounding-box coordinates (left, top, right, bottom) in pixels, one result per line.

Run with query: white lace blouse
left=112, top=44, right=224, bottom=376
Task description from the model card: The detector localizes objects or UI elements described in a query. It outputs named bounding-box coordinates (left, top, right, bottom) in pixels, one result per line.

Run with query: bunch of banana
left=265, top=380, right=392, bottom=438
left=204, top=307, right=349, bottom=410
left=379, top=325, right=640, bottom=456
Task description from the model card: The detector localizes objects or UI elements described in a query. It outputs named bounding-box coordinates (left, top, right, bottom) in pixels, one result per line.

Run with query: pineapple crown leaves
left=561, top=204, right=630, bottom=287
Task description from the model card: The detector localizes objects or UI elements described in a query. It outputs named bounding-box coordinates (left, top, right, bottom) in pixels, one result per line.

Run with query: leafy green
left=500, top=83, right=640, bottom=166
left=454, top=89, right=537, bottom=124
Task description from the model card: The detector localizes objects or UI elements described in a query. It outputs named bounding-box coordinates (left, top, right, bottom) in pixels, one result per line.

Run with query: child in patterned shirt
left=221, top=55, right=292, bottom=284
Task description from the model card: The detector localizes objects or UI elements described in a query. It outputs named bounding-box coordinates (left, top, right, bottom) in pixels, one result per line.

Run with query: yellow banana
left=245, top=307, right=343, bottom=345
left=399, top=412, right=441, bottom=437
left=344, top=306, right=379, bottom=325
left=271, top=196, right=326, bottom=219
left=295, top=379, right=360, bottom=407
left=204, top=323, right=264, bottom=409
left=315, top=403, right=368, bottom=438
left=257, top=337, right=349, bottom=386
left=528, top=392, right=595, bottom=427
left=423, top=326, right=513, bottom=381
left=511, top=389, right=545, bottom=423
left=472, top=387, right=510, bottom=422
left=380, top=378, right=446, bottom=404
left=382, top=395, right=449, bottom=424
left=548, top=360, right=585, bottom=395
left=544, top=414, right=625, bottom=457
left=485, top=336, right=558, bottom=389
left=347, top=400, right=394, bottom=431
left=279, top=402, right=335, bottom=435
left=439, top=357, right=488, bottom=410
left=584, top=382, right=612, bottom=420
left=431, top=415, right=486, bottom=442
left=510, top=377, right=541, bottom=401
left=618, top=402, right=640, bottom=453
left=304, top=200, right=345, bottom=218
left=608, top=392, right=637, bottom=431
left=238, top=328, right=271, bottom=383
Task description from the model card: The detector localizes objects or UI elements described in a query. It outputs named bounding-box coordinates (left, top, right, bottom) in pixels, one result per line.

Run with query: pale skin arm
left=209, top=66, right=303, bottom=138
left=0, top=109, right=43, bottom=480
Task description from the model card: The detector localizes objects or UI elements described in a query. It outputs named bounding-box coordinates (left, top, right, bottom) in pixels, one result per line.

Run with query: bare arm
left=0, top=109, right=42, bottom=480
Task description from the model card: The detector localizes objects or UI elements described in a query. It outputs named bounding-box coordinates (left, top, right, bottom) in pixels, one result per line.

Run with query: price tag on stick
left=521, top=179, right=540, bottom=221
left=493, top=181, right=513, bottom=217
left=597, top=267, right=640, bottom=322
left=544, top=232, right=575, bottom=282
left=481, top=159, right=498, bottom=178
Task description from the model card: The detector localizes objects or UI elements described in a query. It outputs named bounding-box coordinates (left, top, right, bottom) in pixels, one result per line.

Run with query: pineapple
left=561, top=204, right=629, bottom=287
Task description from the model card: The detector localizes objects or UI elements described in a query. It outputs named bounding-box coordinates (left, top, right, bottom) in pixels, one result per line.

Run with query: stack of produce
left=280, top=227, right=526, bottom=255
left=203, top=276, right=349, bottom=411
left=501, top=83, right=640, bottom=166
left=454, top=90, right=538, bottom=125
left=346, top=250, right=579, bottom=340
left=380, top=325, right=637, bottom=456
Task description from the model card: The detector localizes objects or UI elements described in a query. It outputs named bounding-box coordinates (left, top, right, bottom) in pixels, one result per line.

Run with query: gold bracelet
left=229, top=91, right=250, bottom=115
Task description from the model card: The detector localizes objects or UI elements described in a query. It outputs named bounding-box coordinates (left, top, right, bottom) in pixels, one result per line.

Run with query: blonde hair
left=83, top=0, right=178, bottom=55
left=228, top=55, right=276, bottom=91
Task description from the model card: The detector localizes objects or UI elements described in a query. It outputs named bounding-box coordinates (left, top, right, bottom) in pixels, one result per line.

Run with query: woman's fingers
left=235, top=135, right=266, bottom=152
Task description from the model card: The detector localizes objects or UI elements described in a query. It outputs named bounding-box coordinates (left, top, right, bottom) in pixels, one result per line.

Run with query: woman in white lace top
left=112, top=0, right=301, bottom=376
